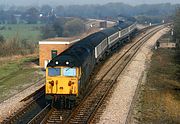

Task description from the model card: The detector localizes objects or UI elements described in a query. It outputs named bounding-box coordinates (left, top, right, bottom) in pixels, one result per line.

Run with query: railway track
left=63, top=25, right=167, bottom=124
left=2, top=86, right=46, bottom=124
left=27, top=104, right=72, bottom=124
left=0, top=77, right=45, bottom=104
left=2, top=24, right=168, bottom=124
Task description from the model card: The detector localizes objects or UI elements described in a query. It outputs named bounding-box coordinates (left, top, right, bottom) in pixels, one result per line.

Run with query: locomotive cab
left=46, top=66, right=81, bottom=97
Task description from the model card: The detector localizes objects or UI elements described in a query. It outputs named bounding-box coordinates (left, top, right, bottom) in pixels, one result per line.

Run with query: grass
left=0, top=24, right=43, bottom=42
left=0, top=24, right=45, bottom=101
left=0, top=55, right=44, bottom=102
left=133, top=49, right=180, bottom=124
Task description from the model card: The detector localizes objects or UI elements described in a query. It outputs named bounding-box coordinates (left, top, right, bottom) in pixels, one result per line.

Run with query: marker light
left=66, top=61, right=69, bottom=65
left=55, top=61, right=59, bottom=65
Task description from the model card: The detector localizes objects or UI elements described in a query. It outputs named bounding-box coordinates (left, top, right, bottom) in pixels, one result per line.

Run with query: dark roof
left=47, top=44, right=91, bottom=67
left=100, top=26, right=119, bottom=36
left=117, top=21, right=134, bottom=29
left=100, top=21, right=134, bottom=37
left=78, top=32, right=107, bottom=47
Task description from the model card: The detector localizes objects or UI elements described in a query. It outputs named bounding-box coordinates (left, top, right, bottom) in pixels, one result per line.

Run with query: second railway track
left=63, top=25, right=167, bottom=124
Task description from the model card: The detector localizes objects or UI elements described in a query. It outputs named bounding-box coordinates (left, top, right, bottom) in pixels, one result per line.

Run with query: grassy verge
left=0, top=55, right=44, bottom=102
left=133, top=49, right=180, bottom=124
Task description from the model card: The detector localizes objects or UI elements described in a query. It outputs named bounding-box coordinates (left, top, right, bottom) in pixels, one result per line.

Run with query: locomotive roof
left=47, top=44, right=92, bottom=67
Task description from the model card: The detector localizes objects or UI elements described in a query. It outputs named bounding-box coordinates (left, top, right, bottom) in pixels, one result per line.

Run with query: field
left=132, top=48, right=180, bottom=124
left=0, top=24, right=43, bottom=42
left=0, top=55, right=44, bottom=102
left=0, top=24, right=45, bottom=102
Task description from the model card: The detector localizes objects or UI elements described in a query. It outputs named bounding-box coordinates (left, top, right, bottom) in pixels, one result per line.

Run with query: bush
left=41, top=17, right=85, bottom=39
left=41, top=24, right=57, bottom=39
left=0, top=26, right=6, bottom=30
left=0, top=34, right=5, bottom=44
left=0, top=38, right=37, bottom=57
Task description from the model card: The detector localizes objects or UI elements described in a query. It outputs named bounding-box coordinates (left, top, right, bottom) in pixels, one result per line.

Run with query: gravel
left=97, top=27, right=170, bottom=124
left=0, top=79, right=44, bottom=122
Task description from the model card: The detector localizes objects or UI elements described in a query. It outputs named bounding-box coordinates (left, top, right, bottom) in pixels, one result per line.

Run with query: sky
left=1, top=0, right=180, bottom=6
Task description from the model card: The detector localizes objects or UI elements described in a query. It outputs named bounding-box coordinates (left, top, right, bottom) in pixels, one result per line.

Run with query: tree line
left=0, top=3, right=179, bottom=57
left=0, top=3, right=179, bottom=25
left=41, top=17, right=85, bottom=39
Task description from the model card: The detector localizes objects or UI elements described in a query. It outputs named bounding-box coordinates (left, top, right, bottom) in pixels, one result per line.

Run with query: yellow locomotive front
left=46, top=66, right=81, bottom=98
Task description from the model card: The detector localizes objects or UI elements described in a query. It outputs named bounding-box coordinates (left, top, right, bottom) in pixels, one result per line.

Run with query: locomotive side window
left=63, top=67, right=76, bottom=77
left=48, top=68, right=61, bottom=76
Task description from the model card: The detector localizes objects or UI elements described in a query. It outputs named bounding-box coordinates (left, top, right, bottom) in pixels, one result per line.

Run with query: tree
left=25, top=7, right=39, bottom=24
left=52, top=18, right=65, bottom=36
left=40, top=5, right=52, bottom=16
left=41, top=24, right=57, bottom=39
left=41, top=18, right=65, bottom=39
left=63, top=18, right=85, bottom=36
left=55, top=5, right=65, bottom=16
left=0, top=10, right=6, bottom=24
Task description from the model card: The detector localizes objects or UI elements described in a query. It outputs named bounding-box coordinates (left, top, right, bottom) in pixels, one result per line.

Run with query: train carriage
left=100, top=27, right=120, bottom=49
left=45, top=20, right=137, bottom=107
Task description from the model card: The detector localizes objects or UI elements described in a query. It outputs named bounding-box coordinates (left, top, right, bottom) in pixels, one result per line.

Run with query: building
left=159, top=42, right=176, bottom=48
left=39, top=37, right=80, bottom=69
left=157, top=38, right=176, bottom=49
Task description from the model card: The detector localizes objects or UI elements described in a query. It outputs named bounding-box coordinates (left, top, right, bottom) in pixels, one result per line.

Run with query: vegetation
left=0, top=24, right=42, bottom=41
left=132, top=32, right=180, bottom=123
left=0, top=55, right=44, bottom=102
left=0, top=18, right=85, bottom=57
left=0, top=24, right=43, bottom=57
left=135, top=15, right=171, bottom=24
left=41, top=18, right=85, bottom=39
left=0, top=38, right=38, bottom=57
left=0, top=3, right=177, bottom=57
left=0, top=3, right=178, bottom=25
left=174, top=8, right=180, bottom=48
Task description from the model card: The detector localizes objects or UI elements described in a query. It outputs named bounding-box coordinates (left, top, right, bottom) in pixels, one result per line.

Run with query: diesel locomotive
left=45, top=20, right=137, bottom=107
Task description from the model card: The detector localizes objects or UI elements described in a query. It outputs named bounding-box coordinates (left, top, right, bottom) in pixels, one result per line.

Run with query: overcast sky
left=1, top=0, right=180, bottom=6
